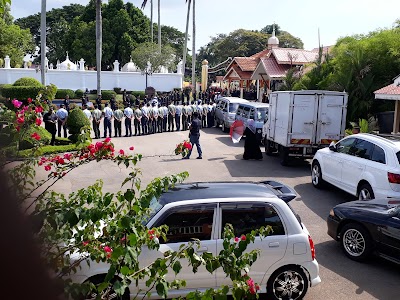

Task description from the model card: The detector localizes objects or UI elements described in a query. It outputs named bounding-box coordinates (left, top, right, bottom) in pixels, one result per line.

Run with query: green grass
left=17, top=141, right=90, bottom=158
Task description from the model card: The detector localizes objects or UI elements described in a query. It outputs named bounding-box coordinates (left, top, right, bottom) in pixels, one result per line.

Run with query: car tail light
left=308, top=235, right=315, bottom=260
left=388, top=172, right=400, bottom=184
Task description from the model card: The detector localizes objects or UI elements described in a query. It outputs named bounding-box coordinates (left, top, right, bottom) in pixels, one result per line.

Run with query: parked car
left=214, top=97, right=248, bottom=132
left=235, top=102, right=269, bottom=142
left=327, top=198, right=400, bottom=263
left=70, top=181, right=320, bottom=300
left=312, top=133, right=400, bottom=200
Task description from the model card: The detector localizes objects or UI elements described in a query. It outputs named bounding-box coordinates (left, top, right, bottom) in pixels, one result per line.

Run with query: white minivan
left=214, top=97, right=248, bottom=132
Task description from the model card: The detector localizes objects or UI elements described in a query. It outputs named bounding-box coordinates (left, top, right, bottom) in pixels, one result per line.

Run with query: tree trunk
left=150, top=0, right=153, bottom=43
left=40, top=0, right=46, bottom=85
left=96, top=0, right=102, bottom=97
left=182, top=0, right=191, bottom=83
left=158, top=0, right=161, bottom=53
left=191, top=0, right=196, bottom=97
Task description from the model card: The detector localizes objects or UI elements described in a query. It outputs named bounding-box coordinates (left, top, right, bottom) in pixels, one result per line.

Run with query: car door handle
left=269, top=242, right=280, bottom=248
left=197, top=246, right=208, bottom=253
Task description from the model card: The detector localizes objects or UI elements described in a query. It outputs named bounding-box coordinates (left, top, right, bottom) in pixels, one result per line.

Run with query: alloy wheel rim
left=359, top=188, right=371, bottom=200
left=312, top=165, right=320, bottom=185
left=343, top=228, right=365, bottom=256
left=272, top=270, right=305, bottom=299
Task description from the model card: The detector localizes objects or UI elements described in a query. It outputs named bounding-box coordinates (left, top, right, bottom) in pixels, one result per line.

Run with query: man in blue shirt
left=103, top=102, right=113, bottom=138
left=175, top=102, right=182, bottom=131
left=56, top=104, right=68, bottom=138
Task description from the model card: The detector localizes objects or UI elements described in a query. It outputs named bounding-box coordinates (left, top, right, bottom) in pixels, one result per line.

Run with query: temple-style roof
left=59, top=54, right=77, bottom=71
left=374, top=74, right=400, bottom=101
left=234, top=57, right=259, bottom=72
left=122, top=59, right=139, bottom=72
left=271, top=48, right=318, bottom=64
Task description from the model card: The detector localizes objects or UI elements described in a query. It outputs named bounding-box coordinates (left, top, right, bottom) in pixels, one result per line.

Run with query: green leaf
left=105, top=265, right=116, bottom=282
left=124, top=189, right=135, bottom=201
left=172, top=261, right=182, bottom=275
left=113, top=280, right=127, bottom=296
left=156, top=281, right=168, bottom=298
left=128, top=233, right=137, bottom=246
left=121, top=266, right=130, bottom=276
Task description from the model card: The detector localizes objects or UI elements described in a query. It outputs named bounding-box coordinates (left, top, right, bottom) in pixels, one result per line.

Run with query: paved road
left=46, top=126, right=400, bottom=299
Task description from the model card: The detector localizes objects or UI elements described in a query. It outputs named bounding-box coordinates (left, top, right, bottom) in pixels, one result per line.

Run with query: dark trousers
left=168, top=114, right=175, bottom=131
left=175, top=114, right=181, bottom=131
left=151, top=118, right=158, bottom=133
left=141, top=117, right=148, bottom=135
left=134, top=119, right=141, bottom=135
left=202, top=113, right=207, bottom=128
left=46, top=126, right=56, bottom=145
left=187, top=115, right=192, bottom=124
left=114, top=120, right=122, bottom=137
left=57, top=119, right=67, bottom=138
left=163, top=116, right=168, bottom=131
left=93, top=120, right=100, bottom=138
left=103, top=118, right=112, bottom=137
left=125, top=118, right=132, bottom=136
left=182, top=115, right=188, bottom=131
left=157, top=117, right=163, bottom=133
left=207, top=114, right=214, bottom=128
left=187, top=134, right=202, bottom=158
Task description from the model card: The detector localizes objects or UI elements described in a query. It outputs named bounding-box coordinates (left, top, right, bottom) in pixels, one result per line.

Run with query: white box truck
left=263, top=90, right=348, bottom=166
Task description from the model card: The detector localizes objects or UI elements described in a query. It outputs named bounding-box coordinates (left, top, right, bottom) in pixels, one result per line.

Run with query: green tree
left=0, top=0, right=10, bottom=14
left=131, top=42, right=175, bottom=73
left=0, top=18, right=35, bottom=67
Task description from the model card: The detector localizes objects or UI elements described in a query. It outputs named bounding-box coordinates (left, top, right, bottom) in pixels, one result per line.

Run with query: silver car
left=214, top=97, right=249, bottom=132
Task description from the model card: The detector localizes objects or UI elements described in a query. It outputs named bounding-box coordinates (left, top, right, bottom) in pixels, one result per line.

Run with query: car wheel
left=266, top=266, right=309, bottom=300
left=358, top=183, right=374, bottom=200
left=340, top=223, right=373, bottom=262
left=279, top=146, right=290, bottom=166
left=221, top=121, right=227, bottom=132
left=311, top=161, right=325, bottom=188
left=82, top=275, right=129, bottom=300
left=265, top=138, right=274, bottom=156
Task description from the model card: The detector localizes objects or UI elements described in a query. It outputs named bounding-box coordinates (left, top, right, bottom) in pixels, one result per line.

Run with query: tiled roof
left=260, top=57, right=291, bottom=78
left=223, top=64, right=252, bottom=80
left=374, top=84, right=400, bottom=95
left=234, top=57, right=258, bottom=72
left=272, top=48, right=318, bottom=64
left=250, top=49, right=270, bottom=59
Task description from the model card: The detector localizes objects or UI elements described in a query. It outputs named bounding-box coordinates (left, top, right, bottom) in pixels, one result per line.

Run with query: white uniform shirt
left=83, top=109, right=91, bottom=119
left=124, top=107, right=133, bottom=118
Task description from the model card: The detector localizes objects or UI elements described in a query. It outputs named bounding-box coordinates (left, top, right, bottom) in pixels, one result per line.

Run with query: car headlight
left=329, top=208, right=335, bottom=217
left=257, top=129, right=262, bottom=133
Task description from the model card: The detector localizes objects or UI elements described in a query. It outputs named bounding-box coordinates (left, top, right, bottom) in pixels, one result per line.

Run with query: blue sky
left=10, top=0, right=400, bottom=53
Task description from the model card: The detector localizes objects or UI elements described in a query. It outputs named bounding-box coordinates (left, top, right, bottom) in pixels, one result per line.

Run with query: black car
left=327, top=199, right=400, bottom=263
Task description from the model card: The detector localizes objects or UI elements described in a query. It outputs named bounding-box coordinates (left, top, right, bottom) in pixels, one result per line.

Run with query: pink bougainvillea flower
left=15, top=126, right=20, bottom=132
left=31, top=133, right=41, bottom=141
left=95, top=142, right=103, bottom=150
left=103, top=246, right=112, bottom=253
left=63, top=153, right=72, bottom=160
left=104, top=137, right=111, bottom=143
left=119, top=149, right=125, bottom=155
left=129, top=146, right=134, bottom=151
left=27, top=98, right=32, bottom=103
left=35, top=106, right=43, bottom=113
left=17, top=117, right=24, bottom=124
left=12, top=99, right=22, bottom=108
left=234, top=237, right=240, bottom=243
left=56, top=157, right=65, bottom=165
left=241, top=235, right=246, bottom=241
left=44, top=165, right=51, bottom=171
left=82, top=241, right=89, bottom=246
left=35, top=118, right=42, bottom=126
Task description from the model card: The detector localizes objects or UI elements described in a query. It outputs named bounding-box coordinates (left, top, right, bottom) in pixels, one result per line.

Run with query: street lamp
left=141, top=61, right=153, bottom=89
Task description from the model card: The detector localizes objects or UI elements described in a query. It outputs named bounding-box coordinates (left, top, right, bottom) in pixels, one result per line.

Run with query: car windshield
left=143, top=196, right=164, bottom=225
left=256, top=108, right=268, bottom=121
left=229, top=103, right=240, bottom=112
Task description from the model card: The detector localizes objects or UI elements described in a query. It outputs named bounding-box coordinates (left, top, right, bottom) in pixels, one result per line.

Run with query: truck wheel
left=265, top=139, right=274, bottom=156
left=279, top=146, right=290, bottom=166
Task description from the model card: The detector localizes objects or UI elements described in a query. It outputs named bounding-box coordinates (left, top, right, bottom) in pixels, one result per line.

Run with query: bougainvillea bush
left=1, top=97, right=271, bottom=300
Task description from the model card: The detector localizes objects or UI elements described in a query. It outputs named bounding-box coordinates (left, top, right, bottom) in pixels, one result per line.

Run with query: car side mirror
left=329, top=141, right=337, bottom=152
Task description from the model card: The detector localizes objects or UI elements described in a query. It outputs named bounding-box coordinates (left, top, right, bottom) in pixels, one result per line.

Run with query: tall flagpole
left=40, top=0, right=46, bottom=85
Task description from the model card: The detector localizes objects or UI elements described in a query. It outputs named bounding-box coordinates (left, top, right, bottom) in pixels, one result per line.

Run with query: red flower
left=27, top=98, right=32, bottom=103
left=35, top=106, right=43, bottom=113
left=95, top=142, right=103, bottom=150
left=234, top=237, right=240, bottom=243
left=103, top=246, right=113, bottom=253
left=120, top=236, right=126, bottom=242
left=31, top=132, right=41, bottom=141
left=56, top=157, right=65, bottom=165
left=241, top=235, right=246, bottom=241
left=17, top=117, right=24, bottom=124
left=82, top=241, right=89, bottom=246
left=104, top=137, right=111, bottom=143
left=35, top=118, right=42, bottom=126
left=63, top=153, right=72, bottom=160
left=119, top=149, right=125, bottom=155
left=44, top=165, right=51, bottom=171
left=129, top=146, right=134, bottom=151
left=15, top=126, right=20, bottom=132
left=12, top=99, right=22, bottom=108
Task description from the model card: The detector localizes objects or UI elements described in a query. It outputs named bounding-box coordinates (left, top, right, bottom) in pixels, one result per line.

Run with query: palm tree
left=141, top=0, right=155, bottom=44
left=96, top=0, right=102, bottom=97
left=158, top=0, right=161, bottom=53
left=40, top=0, right=46, bottom=85
left=182, top=0, right=191, bottom=80
left=191, top=0, right=196, bottom=97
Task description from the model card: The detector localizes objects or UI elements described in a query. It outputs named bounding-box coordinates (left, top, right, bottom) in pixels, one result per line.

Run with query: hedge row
left=55, top=89, right=75, bottom=99
left=17, top=141, right=91, bottom=158
left=1, top=85, right=44, bottom=101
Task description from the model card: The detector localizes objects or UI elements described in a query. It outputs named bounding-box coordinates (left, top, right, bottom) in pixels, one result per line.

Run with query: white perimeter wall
left=0, top=69, right=183, bottom=92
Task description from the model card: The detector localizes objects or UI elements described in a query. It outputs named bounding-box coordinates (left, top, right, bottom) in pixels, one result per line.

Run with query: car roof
left=348, top=133, right=400, bottom=151
left=238, top=102, right=270, bottom=108
left=159, top=181, right=296, bottom=205
left=220, top=97, right=249, bottom=103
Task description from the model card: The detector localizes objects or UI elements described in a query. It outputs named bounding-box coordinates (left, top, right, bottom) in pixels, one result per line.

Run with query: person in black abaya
left=243, top=120, right=263, bottom=160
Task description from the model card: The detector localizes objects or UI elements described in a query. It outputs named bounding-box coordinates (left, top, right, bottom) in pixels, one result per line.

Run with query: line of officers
left=87, top=99, right=217, bottom=139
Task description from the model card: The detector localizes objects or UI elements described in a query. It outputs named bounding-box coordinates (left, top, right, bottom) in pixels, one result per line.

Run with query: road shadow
left=293, top=182, right=353, bottom=219
left=316, top=240, right=400, bottom=299
left=223, top=154, right=311, bottom=178
left=215, top=136, right=244, bottom=147
left=201, top=127, right=225, bottom=136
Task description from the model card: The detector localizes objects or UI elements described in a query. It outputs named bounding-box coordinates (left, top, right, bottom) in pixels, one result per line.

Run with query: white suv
left=70, top=181, right=320, bottom=300
left=312, top=133, right=400, bottom=200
